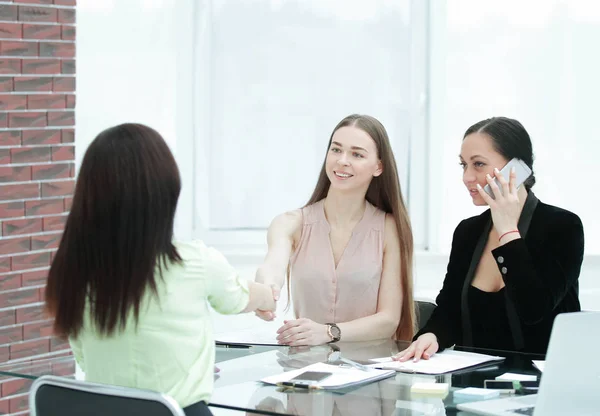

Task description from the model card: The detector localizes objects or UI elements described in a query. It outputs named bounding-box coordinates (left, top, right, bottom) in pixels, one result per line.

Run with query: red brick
left=31, top=163, right=71, bottom=181
left=65, top=94, right=74, bottom=109
left=0, top=5, right=19, bottom=21
left=22, top=58, right=61, bottom=74
left=52, top=76, right=74, bottom=92
left=47, top=110, right=73, bottom=126
left=28, top=93, right=65, bottom=109
left=39, top=42, right=74, bottom=58
left=0, top=325, right=23, bottom=345
left=11, top=146, right=51, bottom=163
left=0, top=94, right=27, bottom=110
left=0, top=59, right=21, bottom=74
left=0, top=166, right=31, bottom=183
left=52, top=359, right=76, bottom=377
left=0, top=130, right=21, bottom=146
left=61, top=128, right=73, bottom=143
left=0, top=183, right=39, bottom=201
left=0, top=273, right=21, bottom=290
left=58, top=9, right=75, bottom=24
left=23, top=320, right=52, bottom=340
left=63, top=196, right=72, bottom=210
left=0, top=112, right=7, bottom=128
left=1, top=378, right=32, bottom=397
left=0, top=236, right=30, bottom=255
left=15, top=303, right=45, bottom=323
left=3, top=218, right=42, bottom=236
left=9, top=391, right=33, bottom=412
left=61, top=59, right=74, bottom=74
left=21, top=269, right=47, bottom=287
left=0, top=257, right=11, bottom=273
left=14, top=0, right=54, bottom=3
left=0, top=77, right=13, bottom=92
left=22, top=23, right=61, bottom=40
left=41, top=181, right=73, bottom=198
left=50, top=335, right=69, bottom=351
left=0, top=201, right=25, bottom=218
left=25, top=199, right=63, bottom=215
left=9, top=111, right=47, bottom=128
left=0, top=309, right=16, bottom=327
left=22, top=129, right=60, bottom=145
left=14, top=76, right=53, bottom=92
left=54, top=0, right=76, bottom=5
left=42, top=214, right=66, bottom=231
left=0, top=23, right=23, bottom=39
left=0, top=287, right=39, bottom=308
left=0, top=347, right=8, bottom=366
left=18, top=6, right=57, bottom=23
left=62, top=24, right=75, bottom=41
left=11, top=252, right=50, bottom=271
left=31, top=233, right=61, bottom=251
left=51, top=146, right=73, bottom=161
left=0, top=41, right=38, bottom=57
left=0, top=149, right=9, bottom=164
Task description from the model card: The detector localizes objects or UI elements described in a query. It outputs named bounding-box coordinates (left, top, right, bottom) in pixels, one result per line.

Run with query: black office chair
left=30, top=375, right=186, bottom=416
left=415, top=299, right=436, bottom=331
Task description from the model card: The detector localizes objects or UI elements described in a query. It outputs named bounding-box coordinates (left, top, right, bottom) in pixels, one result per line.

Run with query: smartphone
left=483, top=158, right=532, bottom=199
left=289, top=371, right=332, bottom=385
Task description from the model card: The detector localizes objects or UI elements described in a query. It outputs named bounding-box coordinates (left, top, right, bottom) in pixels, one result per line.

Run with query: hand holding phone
left=483, top=158, right=532, bottom=199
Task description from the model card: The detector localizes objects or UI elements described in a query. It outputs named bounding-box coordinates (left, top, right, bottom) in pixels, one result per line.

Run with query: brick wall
left=0, top=0, right=75, bottom=414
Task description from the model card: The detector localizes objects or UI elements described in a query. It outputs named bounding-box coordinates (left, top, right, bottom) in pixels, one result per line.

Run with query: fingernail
left=494, top=168, right=499, bottom=173
left=511, top=166, right=516, bottom=173
left=487, top=174, right=492, bottom=179
left=477, top=184, right=482, bottom=189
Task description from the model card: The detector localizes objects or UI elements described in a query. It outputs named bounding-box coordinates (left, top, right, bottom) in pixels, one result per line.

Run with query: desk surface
left=0, top=340, right=545, bottom=415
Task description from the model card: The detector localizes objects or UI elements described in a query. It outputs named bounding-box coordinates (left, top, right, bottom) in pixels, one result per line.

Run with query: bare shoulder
left=268, top=209, right=303, bottom=240
left=384, top=213, right=400, bottom=251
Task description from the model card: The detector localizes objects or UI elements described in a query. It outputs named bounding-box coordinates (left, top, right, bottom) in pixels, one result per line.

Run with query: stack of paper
left=369, top=350, right=505, bottom=374
left=261, top=362, right=395, bottom=389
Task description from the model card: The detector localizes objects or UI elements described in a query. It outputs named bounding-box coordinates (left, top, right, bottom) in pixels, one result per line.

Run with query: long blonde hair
left=290, top=114, right=415, bottom=340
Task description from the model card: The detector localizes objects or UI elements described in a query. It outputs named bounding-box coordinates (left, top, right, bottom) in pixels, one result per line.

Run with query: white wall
left=76, top=0, right=599, bottom=338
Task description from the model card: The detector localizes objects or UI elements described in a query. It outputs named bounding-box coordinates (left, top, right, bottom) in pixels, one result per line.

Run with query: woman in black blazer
left=396, top=117, right=584, bottom=360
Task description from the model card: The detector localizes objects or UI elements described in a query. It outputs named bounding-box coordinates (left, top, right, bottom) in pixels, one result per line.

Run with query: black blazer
left=417, top=192, right=584, bottom=354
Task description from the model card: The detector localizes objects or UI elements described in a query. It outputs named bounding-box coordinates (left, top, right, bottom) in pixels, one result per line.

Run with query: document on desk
left=215, top=326, right=280, bottom=346
left=261, top=362, right=395, bottom=389
left=369, top=350, right=505, bottom=375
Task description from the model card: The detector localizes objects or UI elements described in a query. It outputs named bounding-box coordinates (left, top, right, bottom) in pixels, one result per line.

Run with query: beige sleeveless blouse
left=289, top=199, right=386, bottom=324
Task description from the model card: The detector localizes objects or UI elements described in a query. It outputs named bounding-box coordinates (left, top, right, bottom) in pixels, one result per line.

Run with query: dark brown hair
left=302, top=114, right=415, bottom=340
left=45, top=123, right=182, bottom=338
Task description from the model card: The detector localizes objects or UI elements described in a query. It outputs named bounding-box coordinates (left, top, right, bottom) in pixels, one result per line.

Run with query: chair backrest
left=30, top=375, right=186, bottom=416
left=415, top=299, right=436, bottom=331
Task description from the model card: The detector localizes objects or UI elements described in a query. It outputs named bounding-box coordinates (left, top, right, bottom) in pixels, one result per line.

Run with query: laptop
left=457, top=311, right=600, bottom=416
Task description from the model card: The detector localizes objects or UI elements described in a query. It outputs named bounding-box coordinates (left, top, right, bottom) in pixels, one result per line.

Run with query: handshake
left=254, top=283, right=280, bottom=321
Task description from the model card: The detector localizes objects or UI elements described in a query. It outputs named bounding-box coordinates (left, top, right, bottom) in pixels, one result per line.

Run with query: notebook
left=369, top=349, right=505, bottom=374
left=261, top=362, right=395, bottom=389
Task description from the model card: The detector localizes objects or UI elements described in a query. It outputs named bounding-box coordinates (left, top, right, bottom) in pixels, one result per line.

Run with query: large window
left=192, top=0, right=429, bottom=248
left=428, top=0, right=600, bottom=255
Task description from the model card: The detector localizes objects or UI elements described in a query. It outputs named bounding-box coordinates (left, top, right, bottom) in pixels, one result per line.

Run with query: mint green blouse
left=69, top=240, right=250, bottom=407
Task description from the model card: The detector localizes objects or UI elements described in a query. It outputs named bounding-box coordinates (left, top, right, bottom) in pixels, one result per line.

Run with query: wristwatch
left=326, top=323, right=341, bottom=343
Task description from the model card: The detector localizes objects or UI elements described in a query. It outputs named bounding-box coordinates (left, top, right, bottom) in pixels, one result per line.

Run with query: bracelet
left=499, top=230, right=520, bottom=241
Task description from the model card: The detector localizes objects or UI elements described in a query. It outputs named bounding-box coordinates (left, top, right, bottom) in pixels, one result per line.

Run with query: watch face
left=331, top=325, right=341, bottom=338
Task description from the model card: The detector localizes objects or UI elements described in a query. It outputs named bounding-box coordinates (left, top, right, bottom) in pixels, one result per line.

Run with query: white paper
left=261, top=362, right=395, bottom=389
left=369, top=349, right=504, bottom=375
left=496, top=372, right=538, bottom=382
left=215, top=321, right=283, bottom=346
left=532, top=360, right=545, bottom=373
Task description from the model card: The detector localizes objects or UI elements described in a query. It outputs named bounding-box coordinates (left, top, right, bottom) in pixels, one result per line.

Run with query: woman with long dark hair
left=45, top=123, right=275, bottom=415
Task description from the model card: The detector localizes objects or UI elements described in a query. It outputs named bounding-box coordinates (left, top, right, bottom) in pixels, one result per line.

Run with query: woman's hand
left=255, top=283, right=280, bottom=321
left=276, top=318, right=331, bottom=346
left=392, top=333, right=439, bottom=362
left=477, top=166, right=521, bottom=239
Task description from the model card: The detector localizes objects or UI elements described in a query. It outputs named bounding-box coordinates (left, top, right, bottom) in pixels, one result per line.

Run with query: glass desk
left=0, top=341, right=545, bottom=415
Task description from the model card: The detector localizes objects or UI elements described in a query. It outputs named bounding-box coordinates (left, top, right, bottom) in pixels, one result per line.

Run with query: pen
left=216, top=343, right=252, bottom=349
left=276, top=382, right=323, bottom=390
